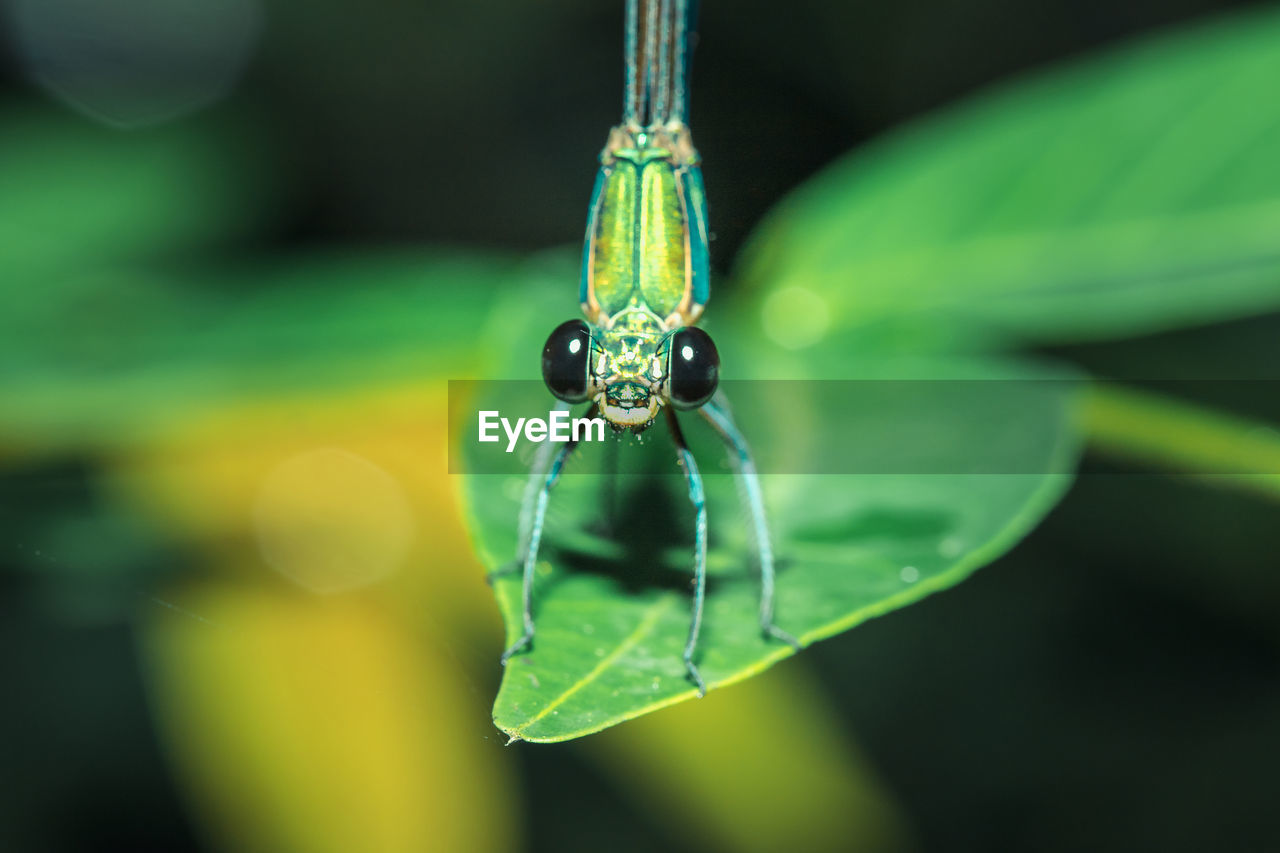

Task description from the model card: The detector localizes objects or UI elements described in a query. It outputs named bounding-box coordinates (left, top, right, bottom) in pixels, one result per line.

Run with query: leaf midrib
left=501, top=593, right=678, bottom=740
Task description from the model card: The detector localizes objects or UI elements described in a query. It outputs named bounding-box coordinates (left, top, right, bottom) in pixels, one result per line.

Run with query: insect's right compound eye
left=541, top=319, right=593, bottom=403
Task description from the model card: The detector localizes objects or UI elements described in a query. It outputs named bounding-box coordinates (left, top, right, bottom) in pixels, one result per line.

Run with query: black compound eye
left=541, top=319, right=593, bottom=403
left=667, top=327, right=719, bottom=410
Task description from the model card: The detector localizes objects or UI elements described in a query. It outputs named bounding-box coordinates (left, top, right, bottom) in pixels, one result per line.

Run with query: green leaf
left=737, top=6, right=1280, bottom=350
left=0, top=104, right=270, bottom=279
left=1083, top=382, right=1280, bottom=503
left=0, top=250, right=572, bottom=450
left=461, top=276, right=1081, bottom=742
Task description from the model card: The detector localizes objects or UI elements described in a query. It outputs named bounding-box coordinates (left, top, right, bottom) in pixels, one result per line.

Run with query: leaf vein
left=512, top=595, right=678, bottom=734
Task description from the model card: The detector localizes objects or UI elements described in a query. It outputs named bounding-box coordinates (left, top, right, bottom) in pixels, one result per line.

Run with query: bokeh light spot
left=761, top=286, right=831, bottom=350
left=253, top=448, right=415, bottom=594
left=8, top=0, right=261, bottom=127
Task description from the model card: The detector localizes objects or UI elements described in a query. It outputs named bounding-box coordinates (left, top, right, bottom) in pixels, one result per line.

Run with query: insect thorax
left=580, top=124, right=710, bottom=330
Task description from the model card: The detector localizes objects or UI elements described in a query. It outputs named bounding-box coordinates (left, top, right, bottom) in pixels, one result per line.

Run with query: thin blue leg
left=600, top=427, right=620, bottom=534
left=500, top=401, right=588, bottom=665
left=700, top=393, right=801, bottom=650
left=486, top=402, right=565, bottom=585
left=667, top=409, right=708, bottom=696
left=500, top=442, right=574, bottom=665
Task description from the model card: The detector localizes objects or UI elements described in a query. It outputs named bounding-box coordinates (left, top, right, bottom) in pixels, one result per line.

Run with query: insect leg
left=700, top=393, right=802, bottom=650
left=486, top=402, right=566, bottom=585
left=666, top=408, right=708, bottom=697
left=600, top=429, right=620, bottom=535
left=499, top=401, right=593, bottom=665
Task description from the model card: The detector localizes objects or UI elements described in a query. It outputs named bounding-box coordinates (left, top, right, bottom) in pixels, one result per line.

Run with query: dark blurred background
left=3, top=0, right=1279, bottom=851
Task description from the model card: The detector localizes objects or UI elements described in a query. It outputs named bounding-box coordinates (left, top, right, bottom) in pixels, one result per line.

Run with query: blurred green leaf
left=462, top=275, right=1080, bottom=741
left=737, top=6, right=1280, bottom=349
left=1084, top=382, right=1280, bottom=502
left=0, top=251, right=572, bottom=450
left=0, top=104, right=269, bottom=279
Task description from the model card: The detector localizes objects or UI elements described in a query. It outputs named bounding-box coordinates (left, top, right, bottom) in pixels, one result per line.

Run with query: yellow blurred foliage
left=117, top=381, right=517, bottom=852
left=583, top=662, right=912, bottom=853
left=109, top=377, right=907, bottom=853
left=142, top=578, right=516, bottom=853
left=106, top=381, right=494, bottom=632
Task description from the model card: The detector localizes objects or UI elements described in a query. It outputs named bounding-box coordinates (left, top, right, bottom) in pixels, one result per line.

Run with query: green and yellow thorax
left=578, top=124, right=712, bottom=428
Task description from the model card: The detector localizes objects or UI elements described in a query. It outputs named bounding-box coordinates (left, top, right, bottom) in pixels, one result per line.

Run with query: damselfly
left=499, top=0, right=800, bottom=695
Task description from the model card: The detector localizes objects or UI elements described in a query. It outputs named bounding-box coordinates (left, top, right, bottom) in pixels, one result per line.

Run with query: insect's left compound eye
left=667, top=327, right=719, bottom=410
left=541, top=319, right=593, bottom=403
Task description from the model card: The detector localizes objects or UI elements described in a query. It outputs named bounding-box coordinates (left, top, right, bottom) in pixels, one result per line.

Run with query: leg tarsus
left=485, top=561, right=519, bottom=585
left=500, top=628, right=534, bottom=665
left=764, top=623, right=802, bottom=651
left=684, top=653, right=707, bottom=698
